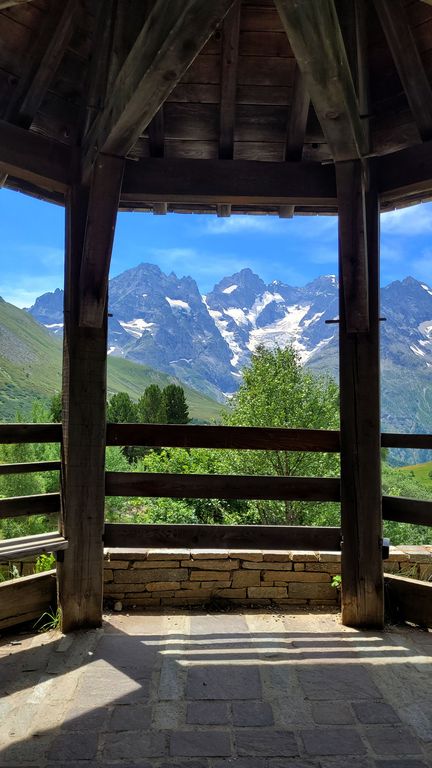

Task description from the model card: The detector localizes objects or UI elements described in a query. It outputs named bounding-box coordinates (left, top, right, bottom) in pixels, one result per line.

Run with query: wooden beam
left=218, top=0, right=241, bottom=217
left=275, top=0, right=367, bottom=161
left=381, top=433, right=432, bottom=450
left=105, top=472, right=340, bottom=501
left=104, top=523, right=342, bottom=551
left=336, top=161, right=369, bottom=333
left=0, top=571, right=56, bottom=632
left=374, top=0, right=432, bottom=141
left=0, top=532, right=67, bottom=563
left=79, top=154, right=124, bottom=328
left=220, top=0, right=241, bottom=160
left=382, top=496, right=432, bottom=527
left=83, top=0, right=236, bottom=170
left=0, top=0, right=32, bottom=7
left=58, top=181, right=107, bottom=632
left=0, top=119, right=70, bottom=193
left=106, top=424, right=341, bottom=452
left=121, top=158, right=337, bottom=207
left=148, top=108, right=165, bottom=159
left=280, top=65, right=310, bottom=218
left=6, top=0, right=80, bottom=128
left=377, top=137, right=432, bottom=203
left=385, top=574, right=432, bottom=628
left=0, top=493, right=60, bottom=519
left=0, top=423, right=61, bottom=444
left=0, top=461, right=60, bottom=475
left=338, top=165, right=383, bottom=629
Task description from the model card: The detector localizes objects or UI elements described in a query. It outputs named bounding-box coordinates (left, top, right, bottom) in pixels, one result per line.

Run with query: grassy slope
left=0, top=299, right=223, bottom=423
left=399, top=461, right=432, bottom=493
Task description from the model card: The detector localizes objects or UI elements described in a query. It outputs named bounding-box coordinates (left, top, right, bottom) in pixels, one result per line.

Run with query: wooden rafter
left=279, top=65, right=310, bottom=218
left=79, top=154, right=125, bottom=328
left=0, top=119, right=70, bottom=193
left=147, top=107, right=167, bottom=214
left=218, top=0, right=241, bottom=218
left=0, top=0, right=32, bottom=7
left=6, top=0, right=80, bottom=128
left=121, top=158, right=337, bottom=207
left=275, top=0, right=367, bottom=162
left=83, top=0, right=237, bottom=173
left=374, top=0, right=432, bottom=141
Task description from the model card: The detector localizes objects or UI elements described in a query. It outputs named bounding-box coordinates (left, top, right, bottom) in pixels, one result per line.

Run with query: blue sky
left=1, top=187, right=432, bottom=307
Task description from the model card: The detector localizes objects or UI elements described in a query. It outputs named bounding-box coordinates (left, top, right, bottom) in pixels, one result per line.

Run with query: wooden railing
left=0, top=423, right=430, bottom=557
left=0, top=423, right=65, bottom=561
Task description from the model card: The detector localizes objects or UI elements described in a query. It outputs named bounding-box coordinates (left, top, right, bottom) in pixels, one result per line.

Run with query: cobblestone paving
left=1, top=610, right=432, bottom=766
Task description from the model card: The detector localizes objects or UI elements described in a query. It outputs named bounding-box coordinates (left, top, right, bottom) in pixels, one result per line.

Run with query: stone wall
left=103, top=545, right=432, bottom=609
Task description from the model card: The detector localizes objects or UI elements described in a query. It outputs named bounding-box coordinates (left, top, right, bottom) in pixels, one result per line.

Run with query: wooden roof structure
left=1, top=0, right=432, bottom=634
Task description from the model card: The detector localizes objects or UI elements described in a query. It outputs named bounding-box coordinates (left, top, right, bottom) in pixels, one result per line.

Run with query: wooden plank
left=79, top=153, right=124, bottom=328
left=6, top=0, right=80, bottom=127
left=148, top=108, right=165, bottom=158
left=58, top=180, right=107, bottom=632
left=220, top=0, right=241, bottom=159
left=385, top=574, right=432, bottom=628
left=374, top=0, right=432, bottom=141
left=377, top=140, right=432, bottom=203
left=381, top=433, right=432, bottom=449
left=336, top=161, right=369, bottom=333
left=0, top=571, right=56, bottom=631
left=106, top=423, right=341, bottom=451
left=121, top=157, right=337, bottom=207
left=0, top=0, right=33, bottom=7
left=0, top=493, right=60, bottom=519
left=339, top=168, right=383, bottom=629
left=0, top=460, right=60, bottom=474
left=0, top=423, right=61, bottom=444
left=83, top=0, right=236, bottom=170
left=104, top=522, right=342, bottom=551
left=382, top=496, right=432, bottom=526
left=275, top=0, right=367, bottom=161
left=0, top=119, right=70, bottom=193
left=105, top=472, right=340, bottom=501
left=281, top=64, right=310, bottom=218
left=0, top=531, right=67, bottom=562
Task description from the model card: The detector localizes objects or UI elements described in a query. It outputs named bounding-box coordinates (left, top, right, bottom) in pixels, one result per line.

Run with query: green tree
left=222, top=345, right=340, bottom=526
left=49, top=392, right=62, bottom=423
left=162, top=384, right=190, bottom=424
left=137, top=385, right=166, bottom=423
left=107, top=392, right=137, bottom=423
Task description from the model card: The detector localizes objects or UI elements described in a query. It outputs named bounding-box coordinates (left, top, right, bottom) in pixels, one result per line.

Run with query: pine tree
left=162, top=384, right=190, bottom=424
left=107, top=392, right=137, bottom=423
left=137, top=385, right=166, bottom=423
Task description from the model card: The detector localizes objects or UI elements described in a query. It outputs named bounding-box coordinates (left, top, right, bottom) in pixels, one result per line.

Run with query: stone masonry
left=103, top=546, right=432, bottom=609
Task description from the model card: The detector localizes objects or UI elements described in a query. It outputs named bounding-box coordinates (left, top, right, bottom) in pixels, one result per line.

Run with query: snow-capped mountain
left=27, top=266, right=432, bottom=456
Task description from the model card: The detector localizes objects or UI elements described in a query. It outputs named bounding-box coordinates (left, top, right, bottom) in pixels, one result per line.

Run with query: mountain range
left=28, top=264, right=432, bottom=463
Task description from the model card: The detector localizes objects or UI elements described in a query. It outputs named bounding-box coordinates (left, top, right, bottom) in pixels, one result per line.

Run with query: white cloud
left=381, top=204, right=432, bottom=235
left=205, top=215, right=280, bottom=235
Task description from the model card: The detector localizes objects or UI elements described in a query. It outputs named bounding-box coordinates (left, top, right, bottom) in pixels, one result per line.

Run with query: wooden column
left=58, top=158, right=122, bottom=630
left=337, top=160, right=384, bottom=628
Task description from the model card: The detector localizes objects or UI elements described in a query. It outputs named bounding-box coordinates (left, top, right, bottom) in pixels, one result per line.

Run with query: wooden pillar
left=58, top=156, right=123, bottom=631
left=337, top=160, right=384, bottom=628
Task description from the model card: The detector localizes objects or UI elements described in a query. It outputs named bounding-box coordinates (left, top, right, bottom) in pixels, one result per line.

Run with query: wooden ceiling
left=1, top=0, right=432, bottom=215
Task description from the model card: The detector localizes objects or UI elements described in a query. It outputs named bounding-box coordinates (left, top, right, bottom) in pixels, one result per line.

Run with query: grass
left=399, top=460, right=432, bottom=492
left=0, top=298, right=224, bottom=423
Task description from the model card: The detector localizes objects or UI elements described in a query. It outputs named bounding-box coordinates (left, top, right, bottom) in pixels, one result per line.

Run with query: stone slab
left=301, top=727, right=366, bottom=755
left=187, top=665, right=262, bottom=700
left=235, top=730, right=298, bottom=756
left=170, top=730, right=231, bottom=757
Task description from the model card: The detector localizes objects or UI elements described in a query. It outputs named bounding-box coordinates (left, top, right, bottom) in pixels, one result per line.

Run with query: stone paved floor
left=1, top=609, right=432, bottom=767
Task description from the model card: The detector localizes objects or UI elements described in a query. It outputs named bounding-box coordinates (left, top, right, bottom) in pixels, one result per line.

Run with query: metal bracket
left=381, top=537, right=390, bottom=560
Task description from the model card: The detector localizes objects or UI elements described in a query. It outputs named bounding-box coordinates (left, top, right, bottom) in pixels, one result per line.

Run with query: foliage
left=221, top=345, right=340, bottom=525
left=35, top=553, right=56, bottom=572
left=107, top=391, right=137, bottom=423
left=137, top=384, right=165, bottom=423
left=49, top=392, right=62, bottom=423
left=382, top=463, right=432, bottom=545
left=162, top=384, right=190, bottom=424
left=34, top=606, right=61, bottom=633
left=331, top=574, right=342, bottom=589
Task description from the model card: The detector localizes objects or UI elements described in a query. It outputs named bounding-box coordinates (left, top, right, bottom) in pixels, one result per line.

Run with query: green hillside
left=0, top=298, right=222, bottom=423
left=399, top=461, right=432, bottom=493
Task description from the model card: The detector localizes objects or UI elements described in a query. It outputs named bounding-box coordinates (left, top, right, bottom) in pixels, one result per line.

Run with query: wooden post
left=337, top=160, right=384, bottom=628
left=58, top=181, right=108, bottom=631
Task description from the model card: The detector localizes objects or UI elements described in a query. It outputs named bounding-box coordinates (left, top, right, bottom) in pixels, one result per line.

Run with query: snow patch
left=107, top=346, right=116, bottom=355
left=421, top=284, right=432, bottom=296
left=222, top=284, right=238, bottom=294
left=303, top=311, right=324, bottom=328
left=247, top=304, right=311, bottom=354
left=166, top=297, right=190, bottom=311
left=45, top=323, right=63, bottom=329
left=170, top=358, right=193, bottom=364
left=224, top=307, right=249, bottom=326
left=119, top=318, right=156, bottom=338
left=410, top=344, right=426, bottom=357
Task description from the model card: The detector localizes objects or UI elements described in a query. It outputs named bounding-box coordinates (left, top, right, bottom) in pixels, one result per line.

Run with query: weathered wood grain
left=105, top=472, right=340, bottom=502
left=0, top=423, right=61, bottom=444
left=383, top=496, right=432, bottom=526
left=0, top=119, right=70, bottom=193
left=0, top=571, right=56, bottom=631
left=104, top=522, right=342, bottom=551
left=385, top=574, right=432, bottom=628
left=0, top=531, right=67, bottom=562
left=0, top=460, right=60, bottom=474
left=0, top=493, right=60, bottom=519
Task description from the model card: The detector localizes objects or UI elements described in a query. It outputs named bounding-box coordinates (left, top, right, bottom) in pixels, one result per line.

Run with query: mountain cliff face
left=27, top=265, right=432, bottom=457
